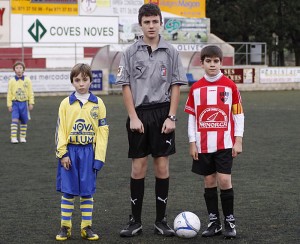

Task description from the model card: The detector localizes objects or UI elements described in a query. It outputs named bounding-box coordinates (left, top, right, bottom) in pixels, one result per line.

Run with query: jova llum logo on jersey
left=69, top=119, right=95, bottom=144
left=16, top=88, right=26, bottom=101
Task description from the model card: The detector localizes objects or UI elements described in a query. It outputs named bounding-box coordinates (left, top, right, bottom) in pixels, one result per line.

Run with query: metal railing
left=229, top=42, right=267, bottom=65
left=0, top=42, right=267, bottom=70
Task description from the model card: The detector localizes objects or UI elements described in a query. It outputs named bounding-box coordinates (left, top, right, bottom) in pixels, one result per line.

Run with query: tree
left=206, top=0, right=300, bottom=66
left=282, top=1, right=300, bottom=66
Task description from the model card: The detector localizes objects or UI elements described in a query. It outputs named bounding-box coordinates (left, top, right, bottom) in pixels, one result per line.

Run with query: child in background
left=7, top=61, right=34, bottom=143
left=55, top=63, right=109, bottom=241
left=184, top=45, right=244, bottom=239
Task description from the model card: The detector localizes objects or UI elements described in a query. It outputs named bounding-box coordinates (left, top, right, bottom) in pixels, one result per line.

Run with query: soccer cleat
left=154, top=216, right=175, bottom=237
left=11, top=138, right=19, bottom=144
left=81, top=226, right=99, bottom=241
left=20, top=138, right=26, bottom=143
left=56, top=226, right=71, bottom=241
left=120, top=215, right=142, bottom=237
left=202, top=221, right=222, bottom=237
left=224, top=220, right=236, bottom=239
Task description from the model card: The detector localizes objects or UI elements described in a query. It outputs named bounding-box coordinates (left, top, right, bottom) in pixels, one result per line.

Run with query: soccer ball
left=173, top=211, right=201, bottom=238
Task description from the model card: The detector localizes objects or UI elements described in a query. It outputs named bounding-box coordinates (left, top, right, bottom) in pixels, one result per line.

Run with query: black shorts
left=192, top=149, right=233, bottom=175
left=127, top=102, right=175, bottom=158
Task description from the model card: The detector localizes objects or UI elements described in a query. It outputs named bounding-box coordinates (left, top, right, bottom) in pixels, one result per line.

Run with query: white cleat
left=20, top=138, right=27, bottom=143
left=11, top=138, right=19, bottom=144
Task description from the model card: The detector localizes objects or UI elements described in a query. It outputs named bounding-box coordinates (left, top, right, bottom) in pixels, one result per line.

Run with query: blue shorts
left=12, top=101, right=29, bottom=124
left=56, top=144, right=97, bottom=196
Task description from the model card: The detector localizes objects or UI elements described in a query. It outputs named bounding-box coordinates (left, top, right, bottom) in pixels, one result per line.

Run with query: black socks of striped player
left=204, top=187, right=235, bottom=222
left=204, top=187, right=220, bottom=221
left=220, top=188, right=234, bottom=222
left=130, top=178, right=144, bottom=223
left=155, top=177, right=169, bottom=222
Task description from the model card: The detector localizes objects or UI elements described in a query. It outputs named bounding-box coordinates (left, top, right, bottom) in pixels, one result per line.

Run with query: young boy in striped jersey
left=7, top=61, right=34, bottom=143
left=184, top=45, right=244, bottom=239
left=55, top=63, right=109, bottom=241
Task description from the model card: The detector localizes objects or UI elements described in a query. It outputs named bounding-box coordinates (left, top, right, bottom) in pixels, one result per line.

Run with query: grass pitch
left=0, top=90, right=299, bottom=243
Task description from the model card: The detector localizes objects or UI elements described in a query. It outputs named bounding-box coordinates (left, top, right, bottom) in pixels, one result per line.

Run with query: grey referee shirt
left=116, top=36, right=188, bottom=108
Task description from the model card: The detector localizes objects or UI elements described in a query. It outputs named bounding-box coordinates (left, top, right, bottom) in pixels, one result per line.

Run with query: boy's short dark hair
left=13, top=61, right=25, bottom=71
left=138, top=3, right=162, bottom=25
left=70, top=63, right=93, bottom=83
left=200, top=45, right=223, bottom=62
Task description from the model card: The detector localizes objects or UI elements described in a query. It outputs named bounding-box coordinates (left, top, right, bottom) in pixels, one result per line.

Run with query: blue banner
left=90, top=70, right=103, bottom=91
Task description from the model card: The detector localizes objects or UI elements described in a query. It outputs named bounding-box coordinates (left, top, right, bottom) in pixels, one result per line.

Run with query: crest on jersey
left=219, top=91, right=229, bottom=103
left=23, top=81, right=29, bottom=88
left=161, top=65, right=167, bottom=76
left=90, top=106, right=99, bottom=119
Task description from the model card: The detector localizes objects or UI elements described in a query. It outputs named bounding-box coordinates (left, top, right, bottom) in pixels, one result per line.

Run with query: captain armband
left=232, top=103, right=243, bottom=115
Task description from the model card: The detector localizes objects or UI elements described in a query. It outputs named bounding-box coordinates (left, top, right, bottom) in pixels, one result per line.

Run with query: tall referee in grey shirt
left=117, top=3, right=188, bottom=238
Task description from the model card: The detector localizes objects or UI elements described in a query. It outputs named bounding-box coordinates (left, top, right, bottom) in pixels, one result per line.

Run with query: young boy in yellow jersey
left=7, top=61, right=34, bottom=143
left=55, top=63, right=109, bottom=241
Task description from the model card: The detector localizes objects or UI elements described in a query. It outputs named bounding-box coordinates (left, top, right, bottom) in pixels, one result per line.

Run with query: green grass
left=0, top=90, right=299, bottom=243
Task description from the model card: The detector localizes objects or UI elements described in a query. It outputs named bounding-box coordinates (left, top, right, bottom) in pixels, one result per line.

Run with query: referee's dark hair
left=138, top=3, right=162, bottom=25
left=70, top=63, right=93, bottom=83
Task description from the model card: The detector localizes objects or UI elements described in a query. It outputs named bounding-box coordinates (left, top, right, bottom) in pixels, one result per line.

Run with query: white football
left=173, top=211, right=201, bottom=238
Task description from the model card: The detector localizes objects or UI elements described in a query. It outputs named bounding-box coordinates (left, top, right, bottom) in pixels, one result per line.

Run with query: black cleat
left=202, top=221, right=222, bottom=237
left=154, top=216, right=175, bottom=237
left=224, top=220, right=236, bottom=239
left=120, top=215, right=142, bottom=237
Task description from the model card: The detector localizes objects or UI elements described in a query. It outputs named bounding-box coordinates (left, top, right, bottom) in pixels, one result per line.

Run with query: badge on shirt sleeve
left=98, top=118, right=107, bottom=126
left=117, top=66, right=124, bottom=77
left=161, top=65, right=167, bottom=76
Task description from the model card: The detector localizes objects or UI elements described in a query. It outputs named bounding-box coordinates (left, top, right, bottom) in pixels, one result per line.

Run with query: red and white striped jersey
left=184, top=75, right=244, bottom=153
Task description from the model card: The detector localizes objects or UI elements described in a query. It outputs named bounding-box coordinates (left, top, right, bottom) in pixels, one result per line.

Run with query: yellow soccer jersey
left=55, top=92, right=109, bottom=163
left=7, top=75, right=35, bottom=107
